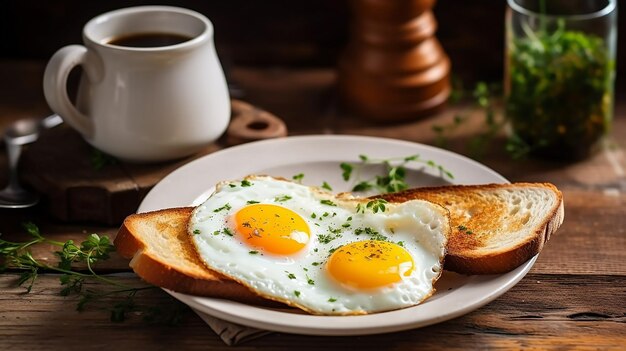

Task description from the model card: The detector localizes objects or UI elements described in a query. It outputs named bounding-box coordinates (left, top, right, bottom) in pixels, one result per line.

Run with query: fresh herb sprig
left=341, top=154, right=453, bottom=194
left=0, top=223, right=179, bottom=323
left=432, top=81, right=507, bottom=159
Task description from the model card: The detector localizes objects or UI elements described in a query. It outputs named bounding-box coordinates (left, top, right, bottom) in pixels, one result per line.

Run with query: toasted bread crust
left=376, top=183, right=564, bottom=274
left=114, top=208, right=275, bottom=305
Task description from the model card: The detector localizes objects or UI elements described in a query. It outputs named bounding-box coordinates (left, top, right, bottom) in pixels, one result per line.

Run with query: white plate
left=138, top=135, right=536, bottom=336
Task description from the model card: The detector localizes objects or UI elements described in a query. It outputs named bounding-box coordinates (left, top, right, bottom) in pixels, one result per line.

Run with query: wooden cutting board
left=20, top=100, right=286, bottom=225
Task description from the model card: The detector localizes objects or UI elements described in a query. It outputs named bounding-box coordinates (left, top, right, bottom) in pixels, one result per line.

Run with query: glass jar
left=505, top=0, right=617, bottom=160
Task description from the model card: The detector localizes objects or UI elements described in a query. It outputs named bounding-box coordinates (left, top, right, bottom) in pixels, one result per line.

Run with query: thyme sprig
left=341, top=154, right=453, bottom=194
left=0, top=223, right=180, bottom=323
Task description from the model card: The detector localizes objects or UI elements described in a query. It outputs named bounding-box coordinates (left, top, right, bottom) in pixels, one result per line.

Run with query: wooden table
left=1, top=61, right=625, bottom=350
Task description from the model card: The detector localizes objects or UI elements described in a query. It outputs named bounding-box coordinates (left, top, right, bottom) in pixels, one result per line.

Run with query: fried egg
left=189, top=175, right=449, bottom=315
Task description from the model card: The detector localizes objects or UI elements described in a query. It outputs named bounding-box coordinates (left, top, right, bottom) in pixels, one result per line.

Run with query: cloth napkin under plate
left=192, top=308, right=272, bottom=345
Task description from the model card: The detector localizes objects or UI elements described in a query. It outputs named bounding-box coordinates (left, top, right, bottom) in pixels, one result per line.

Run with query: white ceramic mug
left=43, top=6, right=230, bottom=162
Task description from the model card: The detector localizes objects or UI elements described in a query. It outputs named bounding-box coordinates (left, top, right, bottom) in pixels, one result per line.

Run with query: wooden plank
left=531, top=188, right=626, bottom=275
left=0, top=273, right=624, bottom=350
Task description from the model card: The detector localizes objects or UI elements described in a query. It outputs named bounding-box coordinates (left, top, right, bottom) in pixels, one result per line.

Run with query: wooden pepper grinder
left=338, top=0, right=450, bottom=122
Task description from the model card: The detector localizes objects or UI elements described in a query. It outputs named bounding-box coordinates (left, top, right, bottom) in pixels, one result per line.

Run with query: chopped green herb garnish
left=328, top=246, right=340, bottom=254
left=192, top=229, right=201, bottom=235
left=352, top=181, right=373, bottom=192
left=311, top=213, right=317, bottom=219
left=223, top=228, right=234, bottom=237
left=274, top=195, right=292, bottom=202
left=340, top=163, right=353, bottom=181
left=213, top=203, right=232, bottom=212
left=311, top=262, right=320, bottom=266
left=328, top=297, right=337, bottom=302
left=306, top=276, right=315, bottom=285
left=249, top=250, right=259, bottom=255
left=342, top=223, right=351, bottom=228
left=320, top=199, right=336, bottom=206
left=294, top=290, right=301, bottom=297
left=457, top=225, right=473, bottom=235
left=354, top=227, right=388, bottom=241
left=285, top=271, right=296, bottom=279
left=241, top=180, right=252, bottom=187
left=229, top=184, right=237, bottom=188
left=366, top=199, right=387, bottom=213
left=328, top=227, right=342, bottom=234
left=318, top=231, right=341, bottom=244
left=292, top=173, right=304, bottom=183
left=397, top=241, right=404, bottom=247
left=321, top=181, right=333, bottom=191
left=247, top=200, right=260, bottom=204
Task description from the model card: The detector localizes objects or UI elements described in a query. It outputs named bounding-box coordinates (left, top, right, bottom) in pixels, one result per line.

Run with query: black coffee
left=107, top=32, right=192, bottom=48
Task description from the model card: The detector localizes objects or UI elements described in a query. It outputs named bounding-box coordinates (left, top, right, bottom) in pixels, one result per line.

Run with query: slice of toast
left=114, top=207, right=272, bottom=305
left=376, top=183, right=564, bottom=274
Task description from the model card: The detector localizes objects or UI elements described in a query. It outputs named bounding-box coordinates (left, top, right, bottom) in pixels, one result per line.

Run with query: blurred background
left=1, top=0, right=623, bottom=93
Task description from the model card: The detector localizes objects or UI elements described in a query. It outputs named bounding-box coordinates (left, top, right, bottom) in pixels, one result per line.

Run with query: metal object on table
left=0, top=114, right=63, bottom=208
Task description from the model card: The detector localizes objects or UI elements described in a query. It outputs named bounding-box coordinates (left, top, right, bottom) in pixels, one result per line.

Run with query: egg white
left=189, top=175, right=449, bottom=315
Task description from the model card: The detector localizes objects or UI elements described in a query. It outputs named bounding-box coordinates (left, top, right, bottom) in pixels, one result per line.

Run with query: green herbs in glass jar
left=505, top=0, right=616, bottom=160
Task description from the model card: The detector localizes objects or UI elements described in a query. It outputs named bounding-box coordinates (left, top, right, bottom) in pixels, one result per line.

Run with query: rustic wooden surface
left=1, top=60, right=625, bottom=350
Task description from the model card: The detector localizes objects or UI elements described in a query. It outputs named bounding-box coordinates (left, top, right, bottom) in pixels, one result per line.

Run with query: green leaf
left=292, top=173, right=304, bottom=183
left=17, top=268, right=38, bottom=293
left=213, top=203, right=232, bottom=213
left=340, top=163, right=353, bottom=181
left=352, top=181, right=373, bottom=192
left=366, top=199, right=388, bottom=213
left=274, top=195, right=292, bottom=202
left=22, top=222, right=43, bottom=240
left=320, top=199, right=336, bottom=207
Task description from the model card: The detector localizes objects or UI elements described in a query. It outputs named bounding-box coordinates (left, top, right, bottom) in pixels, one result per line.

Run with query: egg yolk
left=326, top=240, right=414, bottom=289
left=233, top=204, right=310, bottom=255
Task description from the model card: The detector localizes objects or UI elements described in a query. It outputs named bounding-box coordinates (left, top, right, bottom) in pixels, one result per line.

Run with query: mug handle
left=43, top=45, right=95, bottom=138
